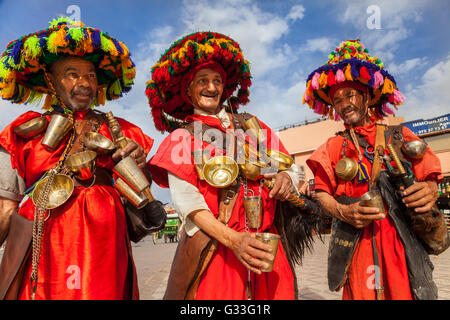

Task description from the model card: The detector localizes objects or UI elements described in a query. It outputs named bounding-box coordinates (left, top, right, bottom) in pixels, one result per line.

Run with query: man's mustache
left=71, top=87, right=93, bottom=97
left=341, top=105, right=359, bottom=115
left=200, top=90, right=219, bottom=98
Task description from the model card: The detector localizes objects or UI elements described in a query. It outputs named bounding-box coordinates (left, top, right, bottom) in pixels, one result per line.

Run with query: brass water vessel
left=335, top=157, right=358, bottom=181
left=41, top=114, right=72, bottom=150
left=401, top=140, right=427, bottom=159
left=202, top=156, right=239, bottom=188
left=32, top=174, right=74, bottom=210
left=84, top=132, right=116, bottom=154
left=267, top=149, right=293, bottom=171
left=65, top=150, right=97, bottom=180
left=13, top=117, right=48, bottom=139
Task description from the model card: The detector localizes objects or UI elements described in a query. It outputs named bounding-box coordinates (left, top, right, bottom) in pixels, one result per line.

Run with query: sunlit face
left=332, top=87, right=370, bottom=126
left=187, top=68, right=224, bottom=114
left=48, top=57, right=98, bottom=112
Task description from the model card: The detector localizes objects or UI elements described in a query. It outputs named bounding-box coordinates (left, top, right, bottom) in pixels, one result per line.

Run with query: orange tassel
left=42, top=94, right=53, bottom=110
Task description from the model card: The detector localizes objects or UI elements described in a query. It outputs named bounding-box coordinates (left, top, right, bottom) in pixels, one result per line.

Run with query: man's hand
left=336, top=201, right=386, bottom=229
left=111, top=140, right=146, bottom=169
left=263, top=171, right=293, bottom=201
left=401, top=181, right=438, bottom=213
left=228, top=231, right=274, bottom=275
left=315, top=191, right=385, bottom=229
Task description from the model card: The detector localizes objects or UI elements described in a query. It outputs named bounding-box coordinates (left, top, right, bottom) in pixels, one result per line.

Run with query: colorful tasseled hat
left=303, top=39, right=405, bottom=120
left=145, top=31, right=252, bottom=133
left=0, top=17, right=136, bottom=109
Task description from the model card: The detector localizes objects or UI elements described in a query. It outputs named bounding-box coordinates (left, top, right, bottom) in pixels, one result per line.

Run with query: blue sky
left=0, top=0, right=449, bottom=202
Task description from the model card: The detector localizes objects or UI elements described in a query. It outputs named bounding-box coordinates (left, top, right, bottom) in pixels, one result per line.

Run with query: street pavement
left=132, top=234, right=450, bottom=300
left=1, top=233, right=448, bottom=299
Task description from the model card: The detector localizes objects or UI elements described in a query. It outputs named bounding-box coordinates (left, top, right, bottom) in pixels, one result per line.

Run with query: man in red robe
left=0, top=18, right=163, bottom=299
left=303, top=40, right=448, bottom=300
left=146, top=32, right=319, bottom=300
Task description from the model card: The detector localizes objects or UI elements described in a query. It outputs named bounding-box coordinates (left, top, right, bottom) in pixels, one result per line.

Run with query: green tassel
left=109, top=79, right=122, bottom=97
left=67, top=27, right=85, bottom=43
left=23, top=36, right=42, bottom=59
left=100, top=34, right=114, bottom=53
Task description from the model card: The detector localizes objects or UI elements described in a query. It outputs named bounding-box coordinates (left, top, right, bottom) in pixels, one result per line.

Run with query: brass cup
left=13, top=117, right=48, bottom=139
left=202, top=156, right=239, bottom=188
left=243, top=191, right=262, bottom=229
left=41, top=114, right=72, bottom=150
left=401, top=140, right=427, bottom=159
left=255, top=232, right=280, bottom=272
left=65, top=150, right=97, bottom=180
left=32, top=174, right=74, bottom=210
left=360, top=190, right=385, bottom=216
left=113, top=156, right=150, bottom=193
left=239, top=161, right=266, bottom=181
left=267, top=149, right=294, bottom=171
left=242, top=117, right=266, bottom=143
left=83, top=132, right=116, bottom=154
left=335, top=157, right=358, bottom=181
left=114, top=177, right=149, bottom=209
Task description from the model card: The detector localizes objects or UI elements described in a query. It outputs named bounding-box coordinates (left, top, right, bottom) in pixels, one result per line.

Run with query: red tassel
left=359, top=66, right=371, bottom=84
left=327, top=71, right=336, bottom=87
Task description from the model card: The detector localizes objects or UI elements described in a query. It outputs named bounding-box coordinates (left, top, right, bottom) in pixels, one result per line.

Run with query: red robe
left=0, top=110, right=154, bottom=300
left=307, top=120, right=442, bottom=300
left=148, top=113, right=295, bottom=300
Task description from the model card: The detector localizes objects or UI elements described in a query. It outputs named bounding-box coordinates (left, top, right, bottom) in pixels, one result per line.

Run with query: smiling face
left=187, top=68, right=224, bottom=114
left=332, top=87, right=371, bottom=127
left=48, top=57, right=98, bottom=112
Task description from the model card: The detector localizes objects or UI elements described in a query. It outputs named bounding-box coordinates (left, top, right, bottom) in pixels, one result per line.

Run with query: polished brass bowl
left=335, top=157, right=358, bottom=181
left=84, top=132, right=116, bottom=154
left=267, top=150, right=294, bottom=171
left=239, top=161, right=266, bottom=180
left=13, top=117, right=48, bottom=139
left=203, top=156, right=239, bottom=188
left=401, top=140, right=427, bottom=159
left=65, top=150, right=97, bottom=180
left=32, top=174, right=74, bottom=209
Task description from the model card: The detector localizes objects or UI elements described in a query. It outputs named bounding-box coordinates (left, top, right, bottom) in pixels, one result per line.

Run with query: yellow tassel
left=318, top=72, right=328, bottom=88
left=344, top=64, right=353, bottom=81
left=381, top=78, right=395, bottom=95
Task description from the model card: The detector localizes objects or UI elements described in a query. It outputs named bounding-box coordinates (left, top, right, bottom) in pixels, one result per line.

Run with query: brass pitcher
left=114, top=177, right=149, bottom=209
left=243, top=189, right=262, bottom=229
left=113, top=155, right=151, bottom=193
left=13, top=117, right=48, bottom=139
left=41, top=114, right=72, bottom=150
left=335, top=157, right=358, bottom=181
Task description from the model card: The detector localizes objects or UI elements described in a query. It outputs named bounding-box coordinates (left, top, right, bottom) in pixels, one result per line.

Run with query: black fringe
left=277, top=196, right=324, bottom=265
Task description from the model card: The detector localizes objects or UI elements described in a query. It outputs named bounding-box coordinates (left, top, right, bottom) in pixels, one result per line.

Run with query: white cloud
left=399, top=54, right=450, bottom=121
left=287, top=4, right=305, bottom=21
left=301, top=37, right=336, bottom=53
left=388, top=57, right=428, bottom=75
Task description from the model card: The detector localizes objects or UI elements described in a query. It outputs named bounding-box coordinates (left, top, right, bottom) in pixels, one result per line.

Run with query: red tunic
left=148, top=114, right=295, bottom=300
left=0, top=110, right=154, bottom=300
left=307, top=120, right=442, bottom=300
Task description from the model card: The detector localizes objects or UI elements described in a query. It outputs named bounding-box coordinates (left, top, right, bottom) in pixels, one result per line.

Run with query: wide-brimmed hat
left=145, top=31, right=252, bottom=133
left=0, top=17, right=136, bottom=109
left=303, top=39, right=404, bottom=120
